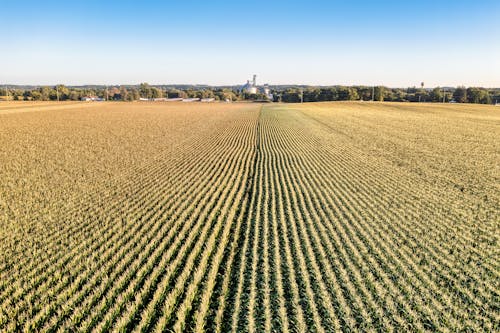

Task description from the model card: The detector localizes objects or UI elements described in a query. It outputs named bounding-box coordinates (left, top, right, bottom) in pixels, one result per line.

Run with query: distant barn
left=81, top=96, right=105, bottom=102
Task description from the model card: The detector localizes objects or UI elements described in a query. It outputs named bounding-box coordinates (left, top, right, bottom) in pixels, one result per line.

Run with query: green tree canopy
left=431, top=87, right=443, bottom=102
left=453, top=86, right=467, bottom=103
left=374, top=86, right=385, bottom=101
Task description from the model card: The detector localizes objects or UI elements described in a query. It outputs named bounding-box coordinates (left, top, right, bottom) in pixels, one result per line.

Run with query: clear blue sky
left=1, top=0, right=499, bottom=87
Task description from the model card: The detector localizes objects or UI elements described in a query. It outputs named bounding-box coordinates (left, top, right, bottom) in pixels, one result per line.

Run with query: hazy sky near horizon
left=1, top=0, right=499, bottom=87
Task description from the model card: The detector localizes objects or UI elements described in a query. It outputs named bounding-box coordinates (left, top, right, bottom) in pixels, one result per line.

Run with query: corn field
left=0, top=101, right=498, bottom=332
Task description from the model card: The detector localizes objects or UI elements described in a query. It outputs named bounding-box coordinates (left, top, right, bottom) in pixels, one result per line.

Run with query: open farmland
left=0, top=101, right=498, bottom=332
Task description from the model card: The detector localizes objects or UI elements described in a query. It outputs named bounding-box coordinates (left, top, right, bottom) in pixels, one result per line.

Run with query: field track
left=0, top=101, right=498, bottom=332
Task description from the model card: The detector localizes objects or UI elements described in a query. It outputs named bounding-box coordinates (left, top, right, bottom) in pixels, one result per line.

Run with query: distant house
left=81, top=96, right=105, bottom=101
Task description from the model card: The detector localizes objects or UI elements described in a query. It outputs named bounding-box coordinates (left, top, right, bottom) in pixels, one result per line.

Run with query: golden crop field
left=0, top=101, right=498, bottom=332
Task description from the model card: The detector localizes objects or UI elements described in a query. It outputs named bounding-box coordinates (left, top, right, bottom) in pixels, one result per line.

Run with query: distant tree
left=213, top=89, right=235, bottom=101
left=318, top=88, right=337, bottom=101
left=119, top=86, right=129, bottom=101
left=374, top=86, right=385, bottom=101
left=168, top=89, right=187, bottom=99
left=476, top=90, right=486, bottom=104
left=358, top=87, right=373, bottom=101
left=407, top=86, right=417, bottom=94
left=174, top=90, right=184, bottom=99
left=56, top=85, right=69, bottom=100
left=417, top=88, right=428, bottom=102
left=467, top=88, right=479, bottom=103
left=30, top=90, right=42, bottom=100
left=69, top=91, right=80, bottom=101
left=304, top=88, right=320, bottom=102
left=139, top=83, right=152, bottom=99
left=467, top=87, right=491, bottom=104
left=337, top=87, right=349, bottom=101
left=383, top=89, right=396, bottom=101
left=431, top=87, right=443, bottom=102
left=442, top=90, right=451, bottom=103
left=185, top=89, right=200, bottom=98
left=282, top=89, right=301, bottom=103
left=13, top=90, right=22, bottom=100
left=22, top=90, right=31, bottom=100
left=453, top=86, right=467, bottom=103
left=243, top=92, right=267, bottom=100
left=107, top=87, right=120, bottom=100
left=201, top=89, right=214, bottom=99
left=48, top=88, right=59, bottom=101
left=151, top=87, right=163, bottom=98
left=335, top=86, right=359, bottom=101
left=130, top=88, right=140, bottom=101
left=39, top=87, right=51, bottom=100
left=391, top=89, right=407, bottom=102
left=348, top=87, right=359, bottom=100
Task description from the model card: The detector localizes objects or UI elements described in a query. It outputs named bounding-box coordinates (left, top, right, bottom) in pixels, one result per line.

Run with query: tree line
left=0, top=83, right=240, bottom=102
left=277, top=86, right=498, bottom=104
left=1, top=83, right=498, bottom=104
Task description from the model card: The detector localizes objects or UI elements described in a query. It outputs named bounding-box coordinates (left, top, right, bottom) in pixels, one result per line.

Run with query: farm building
left=240, top=74, right=273, bottom=100
left=81, top=96, right=105, bottom=101
left=241, top=75, right=258, bottom=94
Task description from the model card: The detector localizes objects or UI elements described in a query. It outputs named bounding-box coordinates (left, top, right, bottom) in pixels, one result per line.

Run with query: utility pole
left=105, top=86, right=109, bottom=101
left=372, top=86, right=375, bottom=101
left=420, top=82, right=424, bottom=102
left=442, top=88, right=446, bottom=103
left=56, top=85, right=59, bottom=102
